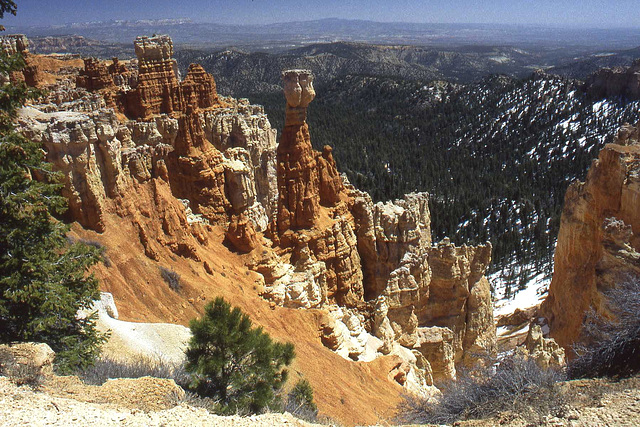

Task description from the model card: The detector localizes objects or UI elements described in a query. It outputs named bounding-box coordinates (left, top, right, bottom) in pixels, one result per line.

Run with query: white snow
left=491, top=265, right=550, bottom=317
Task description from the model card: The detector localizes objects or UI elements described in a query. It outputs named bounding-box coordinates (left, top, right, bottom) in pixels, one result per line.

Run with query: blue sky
left=3, top=0, right=640, bottom=28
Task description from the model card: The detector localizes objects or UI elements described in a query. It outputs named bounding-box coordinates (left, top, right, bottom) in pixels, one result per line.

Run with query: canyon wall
left=18, top=35, right=277, bottom=260
left=585, top=60, right=640, bottom=101
left=542, top=121, right=640, bottom=351
left=16, top=37, right=497, bottom=411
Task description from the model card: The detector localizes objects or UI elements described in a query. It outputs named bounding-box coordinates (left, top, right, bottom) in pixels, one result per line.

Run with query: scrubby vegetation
left=0, top=2, right=106, bottom=372
left=185, top=297, right=295, bottom=415
left=76, top=353, right=222, bottom=412
left=284, top=379, right=319, bottom=422
left=78, top=354, right=190, bottom=386
left=77, top=351, right=318, bottom=419
left=159, top=266, right=181, bottom=292
left=569, top=278, right=640, bottom=379
left=69, top=238, right=111, bottom=267
left=398, top=355, right=565, bottom=424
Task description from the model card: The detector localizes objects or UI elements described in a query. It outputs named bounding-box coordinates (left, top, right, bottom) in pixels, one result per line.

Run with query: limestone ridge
left=542, top=121, right=640, bottom=351
left=15, top=37, right=496, bottom=396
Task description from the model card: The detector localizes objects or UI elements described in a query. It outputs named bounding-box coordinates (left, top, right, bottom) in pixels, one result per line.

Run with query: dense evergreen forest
left=243, top=73, right=640, bottom=287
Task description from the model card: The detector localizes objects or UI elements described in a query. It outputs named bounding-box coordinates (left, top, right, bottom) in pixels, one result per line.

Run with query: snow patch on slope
left=491, top=263, right=550, bottom=317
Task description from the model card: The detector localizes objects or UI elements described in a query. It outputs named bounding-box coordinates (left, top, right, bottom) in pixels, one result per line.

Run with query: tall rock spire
left=276, top=70, right=321, bottom=234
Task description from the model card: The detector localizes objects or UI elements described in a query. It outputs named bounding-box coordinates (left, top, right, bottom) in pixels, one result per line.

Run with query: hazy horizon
left=4, top=0, right=640, bottom=29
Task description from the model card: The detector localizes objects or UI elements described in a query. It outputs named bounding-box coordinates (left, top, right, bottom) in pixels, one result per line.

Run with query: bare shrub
left=569, top=278, right=640, bottom=379
left=159, top=266, right=181, bottom=292
left=78, top=239, right=104, bottom=250
left=5, top=363, right=45, bottom=388
left=77, top=354, right=190, bottom=389
left=398, top=354, right=565, bottom=425
left=181, top=390, right=222, bottom=414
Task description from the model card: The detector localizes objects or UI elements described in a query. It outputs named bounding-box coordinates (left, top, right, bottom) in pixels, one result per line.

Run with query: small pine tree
left=0, top=4, right=106, bottom=372
left=185, top=297, right=294, bottom=414
left=286, top=378, right=318, bottom=420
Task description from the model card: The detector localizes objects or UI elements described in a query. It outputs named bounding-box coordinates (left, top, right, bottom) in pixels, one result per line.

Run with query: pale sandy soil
left=0, top=376, right=316, bottom=427
left=2, top=373, right=639, bottom=427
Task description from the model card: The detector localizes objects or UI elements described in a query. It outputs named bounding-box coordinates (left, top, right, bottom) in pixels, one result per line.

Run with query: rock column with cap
left=276, top=70, right=321, bottom=234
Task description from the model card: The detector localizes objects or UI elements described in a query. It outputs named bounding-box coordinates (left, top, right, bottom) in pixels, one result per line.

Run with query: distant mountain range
left=549, top=46, right=640, bottom=78
left=174, top=42, right=552, bottom=92
left=10, top=18, right=640, bottom=53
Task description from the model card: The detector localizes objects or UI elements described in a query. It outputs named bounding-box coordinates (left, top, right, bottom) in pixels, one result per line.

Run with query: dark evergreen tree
left=185, top=297, right=295, bottom=414
left=286, top=378, right=318, bottom=419
left=0, top=1, right=15, bottom=31
left=0, top=1, right=106, bottom=372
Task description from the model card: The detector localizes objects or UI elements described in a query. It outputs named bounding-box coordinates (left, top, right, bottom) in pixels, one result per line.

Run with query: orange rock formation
left=123, top=36, right=218, bottom=120
left=76, top=57, right=116, bottom=91
left=277, top=70, right=323, bottom=233
left=265, top=69, right=495, bottom=385
left=542, top=122, right=640, bottom=352
left=1, top=34, right=44, bottom=87
left=16, top=38, right=498, bottom=423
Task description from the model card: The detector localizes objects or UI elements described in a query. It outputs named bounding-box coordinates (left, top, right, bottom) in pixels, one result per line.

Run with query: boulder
left=0, top=342, right=55, bottom=384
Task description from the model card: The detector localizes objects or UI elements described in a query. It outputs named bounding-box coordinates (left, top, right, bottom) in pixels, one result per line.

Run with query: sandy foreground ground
left=0, top=376, right=316, bottom=427
left=2, top=371, right=640, bottom=426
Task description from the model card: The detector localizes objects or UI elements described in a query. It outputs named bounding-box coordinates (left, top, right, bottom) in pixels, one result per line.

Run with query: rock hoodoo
left=76, top=57, right=117, bottom=92
left=276, top=70, right=344, bottom=234
left=276, top=69, right=319, bottom=232
left=542, top=121, right=640, bottom=351
left=125, top=35, right=219, bottom=120
left=15, top=36, right=498, bottom=415
left=516, top=324, right=566, bottom=369
left=261, top=69, right=496, bottom=387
